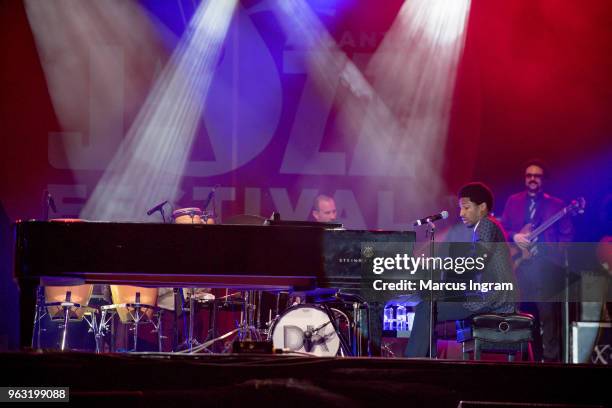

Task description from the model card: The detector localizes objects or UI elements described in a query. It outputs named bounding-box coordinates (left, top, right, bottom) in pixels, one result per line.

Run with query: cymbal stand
left=203, top=290, right=241, bottom=352
left=352, top=301, right=362, bottom=356
left=237, top=290, right=260, bottom=341
left=256, top=290, right=262, bottom=332
left=31, top=286, right=46, bottom=349
left=334, top=290, right=371, bottom=356
left=263, top=290, right=288, bottom=337
left=179, top=288, right=201, bottom=352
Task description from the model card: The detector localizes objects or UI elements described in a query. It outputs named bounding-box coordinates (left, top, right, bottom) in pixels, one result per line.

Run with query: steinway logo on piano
left=362, top=246, right=375, bottom=258
left=338, top=258, right=363, bottom=263
left=333, top=246, right=376, bottom=264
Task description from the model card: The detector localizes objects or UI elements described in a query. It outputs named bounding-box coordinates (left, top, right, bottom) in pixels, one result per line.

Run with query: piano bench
left=456, top=313, right=534, bottom=362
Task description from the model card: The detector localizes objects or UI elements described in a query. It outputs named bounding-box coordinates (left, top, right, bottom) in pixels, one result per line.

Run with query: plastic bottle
left=383, top=304, right=395, bottom=330
left=396, top=304, right=407, bottom=331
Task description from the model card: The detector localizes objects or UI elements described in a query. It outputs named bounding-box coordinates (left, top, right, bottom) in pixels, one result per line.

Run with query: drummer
left=288, top=195, right=338, bottom=306
left=312, top=194, right=337, bottom=224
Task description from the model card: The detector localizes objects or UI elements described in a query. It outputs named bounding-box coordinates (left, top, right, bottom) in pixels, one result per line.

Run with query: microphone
left=45, top=191, right=57, bottom=213
left=413, top=210, right=449, bottom=227
left=202, top=186, right=218, bottom=210
left=146, top=200, right=168, bottom=216
left=48, top=195, right=57, bottom=213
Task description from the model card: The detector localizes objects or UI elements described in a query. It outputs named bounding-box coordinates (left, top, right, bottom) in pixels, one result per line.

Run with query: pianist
left=404, top=182, right=518, bottom=358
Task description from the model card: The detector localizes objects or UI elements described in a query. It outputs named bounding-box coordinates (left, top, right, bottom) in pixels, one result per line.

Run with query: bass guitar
left=511, top=197, right=585, bottom=268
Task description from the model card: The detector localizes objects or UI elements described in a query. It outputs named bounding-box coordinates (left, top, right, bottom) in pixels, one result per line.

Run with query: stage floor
left=2, top=352, right=609, bottom=407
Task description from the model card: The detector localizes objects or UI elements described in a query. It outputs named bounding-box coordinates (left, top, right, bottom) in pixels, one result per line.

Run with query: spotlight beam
left=81, top=0, right=238, bottom=221
left=272, top=0, right=470, bottom=226
left=356, top=0, right=472, bottom=220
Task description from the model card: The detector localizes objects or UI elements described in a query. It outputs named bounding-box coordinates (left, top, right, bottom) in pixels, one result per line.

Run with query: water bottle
left=396, top=304, right=407, bottom=331
left=383, top=305, right=395, bottom=330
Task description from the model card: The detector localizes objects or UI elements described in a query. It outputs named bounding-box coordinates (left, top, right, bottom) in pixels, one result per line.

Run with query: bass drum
left=270, top=304, right=342, bottom=357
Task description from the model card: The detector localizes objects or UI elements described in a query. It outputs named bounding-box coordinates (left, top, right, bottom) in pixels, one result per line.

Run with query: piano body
left=13, top=220, right=415, bottom=348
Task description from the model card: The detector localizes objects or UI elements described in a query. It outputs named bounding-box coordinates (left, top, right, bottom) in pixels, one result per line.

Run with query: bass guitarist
left=501, top=159, right=574, bottom=362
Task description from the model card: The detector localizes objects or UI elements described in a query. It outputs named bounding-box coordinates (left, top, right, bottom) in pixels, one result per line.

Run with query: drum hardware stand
left=97, top=308, right=115, bottom=351
left=97, top=296, right=163, bottom=353
left=177, top=289, right=202, bottom=352
left=83, top=310, right=99, bottom=353
left=320, top=303, right=353, bottom=356
left=31, top=286, right=46, bottom=349
left=261, top=290, right=288, bottom=338
left=333, top=290, right=371, bottom=356
left=183, top=327, right=240, bottom=354
left=181, top=290, right=259, bottom=354
left=365, top=301, right=372, bottom=356
left=172, top=288, right=185, bottom=351
left=256, top=290, right=263, bottom=333
left=203, top=290, right=242, bottom=353
left=56, top=300, right=97, bottom=352
left=32, top=287, right=98, bottom=352
left=237, top=290, right=261, bottom=341
left=182, top=290, right=257, bottom=354
left=352, top=302, right=362, bottom=356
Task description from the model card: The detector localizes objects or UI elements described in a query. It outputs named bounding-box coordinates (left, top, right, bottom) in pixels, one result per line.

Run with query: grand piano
left=13, top=220, right=415, bottom=348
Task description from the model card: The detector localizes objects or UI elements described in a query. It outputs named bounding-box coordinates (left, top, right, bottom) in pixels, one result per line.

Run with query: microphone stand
left=209, top=190, right=217, bottom=224
left=146, top=201, right=168, bottom=223
left=562, top=247, right=570, bottom=363
left=41, top=190, right=55, bottom=221
left=426, top=220, right=437, bottom=359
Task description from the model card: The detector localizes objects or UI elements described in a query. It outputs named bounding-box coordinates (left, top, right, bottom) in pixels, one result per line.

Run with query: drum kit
left=33, top=209, right=372, bottom=356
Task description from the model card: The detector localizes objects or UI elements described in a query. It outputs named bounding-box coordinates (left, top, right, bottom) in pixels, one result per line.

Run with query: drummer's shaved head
left=313, top=194, right=334, bottom=211
left=313, top=194, right=337, bottom=222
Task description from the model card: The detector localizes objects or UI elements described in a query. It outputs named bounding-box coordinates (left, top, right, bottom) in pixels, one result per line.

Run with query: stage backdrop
left=0, top=0, right=610, bottom=237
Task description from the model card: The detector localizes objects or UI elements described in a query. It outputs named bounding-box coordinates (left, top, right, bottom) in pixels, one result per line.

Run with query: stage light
left=272, top=0, right=407, bottom=178
left=355, top=0, right=472, bottom=221
left=411, top=0, right=471, bottom=45
left=272, top=0, right=471, bottom=227
left=79, top=0, right=238, bottom=221
left=25, top=0, right=166, bottom=170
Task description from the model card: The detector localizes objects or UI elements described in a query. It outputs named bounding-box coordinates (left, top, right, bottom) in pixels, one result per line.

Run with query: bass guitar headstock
left=568, top=197, right=586, bottom=216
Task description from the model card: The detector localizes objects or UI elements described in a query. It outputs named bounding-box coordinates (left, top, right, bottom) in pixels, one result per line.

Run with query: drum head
left=172, top=207, right=202, bottom=217
left=172, top=207, right=203, bottom=224
left=44, top=284, right=93, bottom=320
left=110, top=285, right=158, bottom=323
left=270, top=305, right=340, bottom=357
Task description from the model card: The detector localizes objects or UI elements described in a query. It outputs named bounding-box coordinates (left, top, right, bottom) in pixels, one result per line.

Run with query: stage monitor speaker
left=571, top=321, right=612, bottom=364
